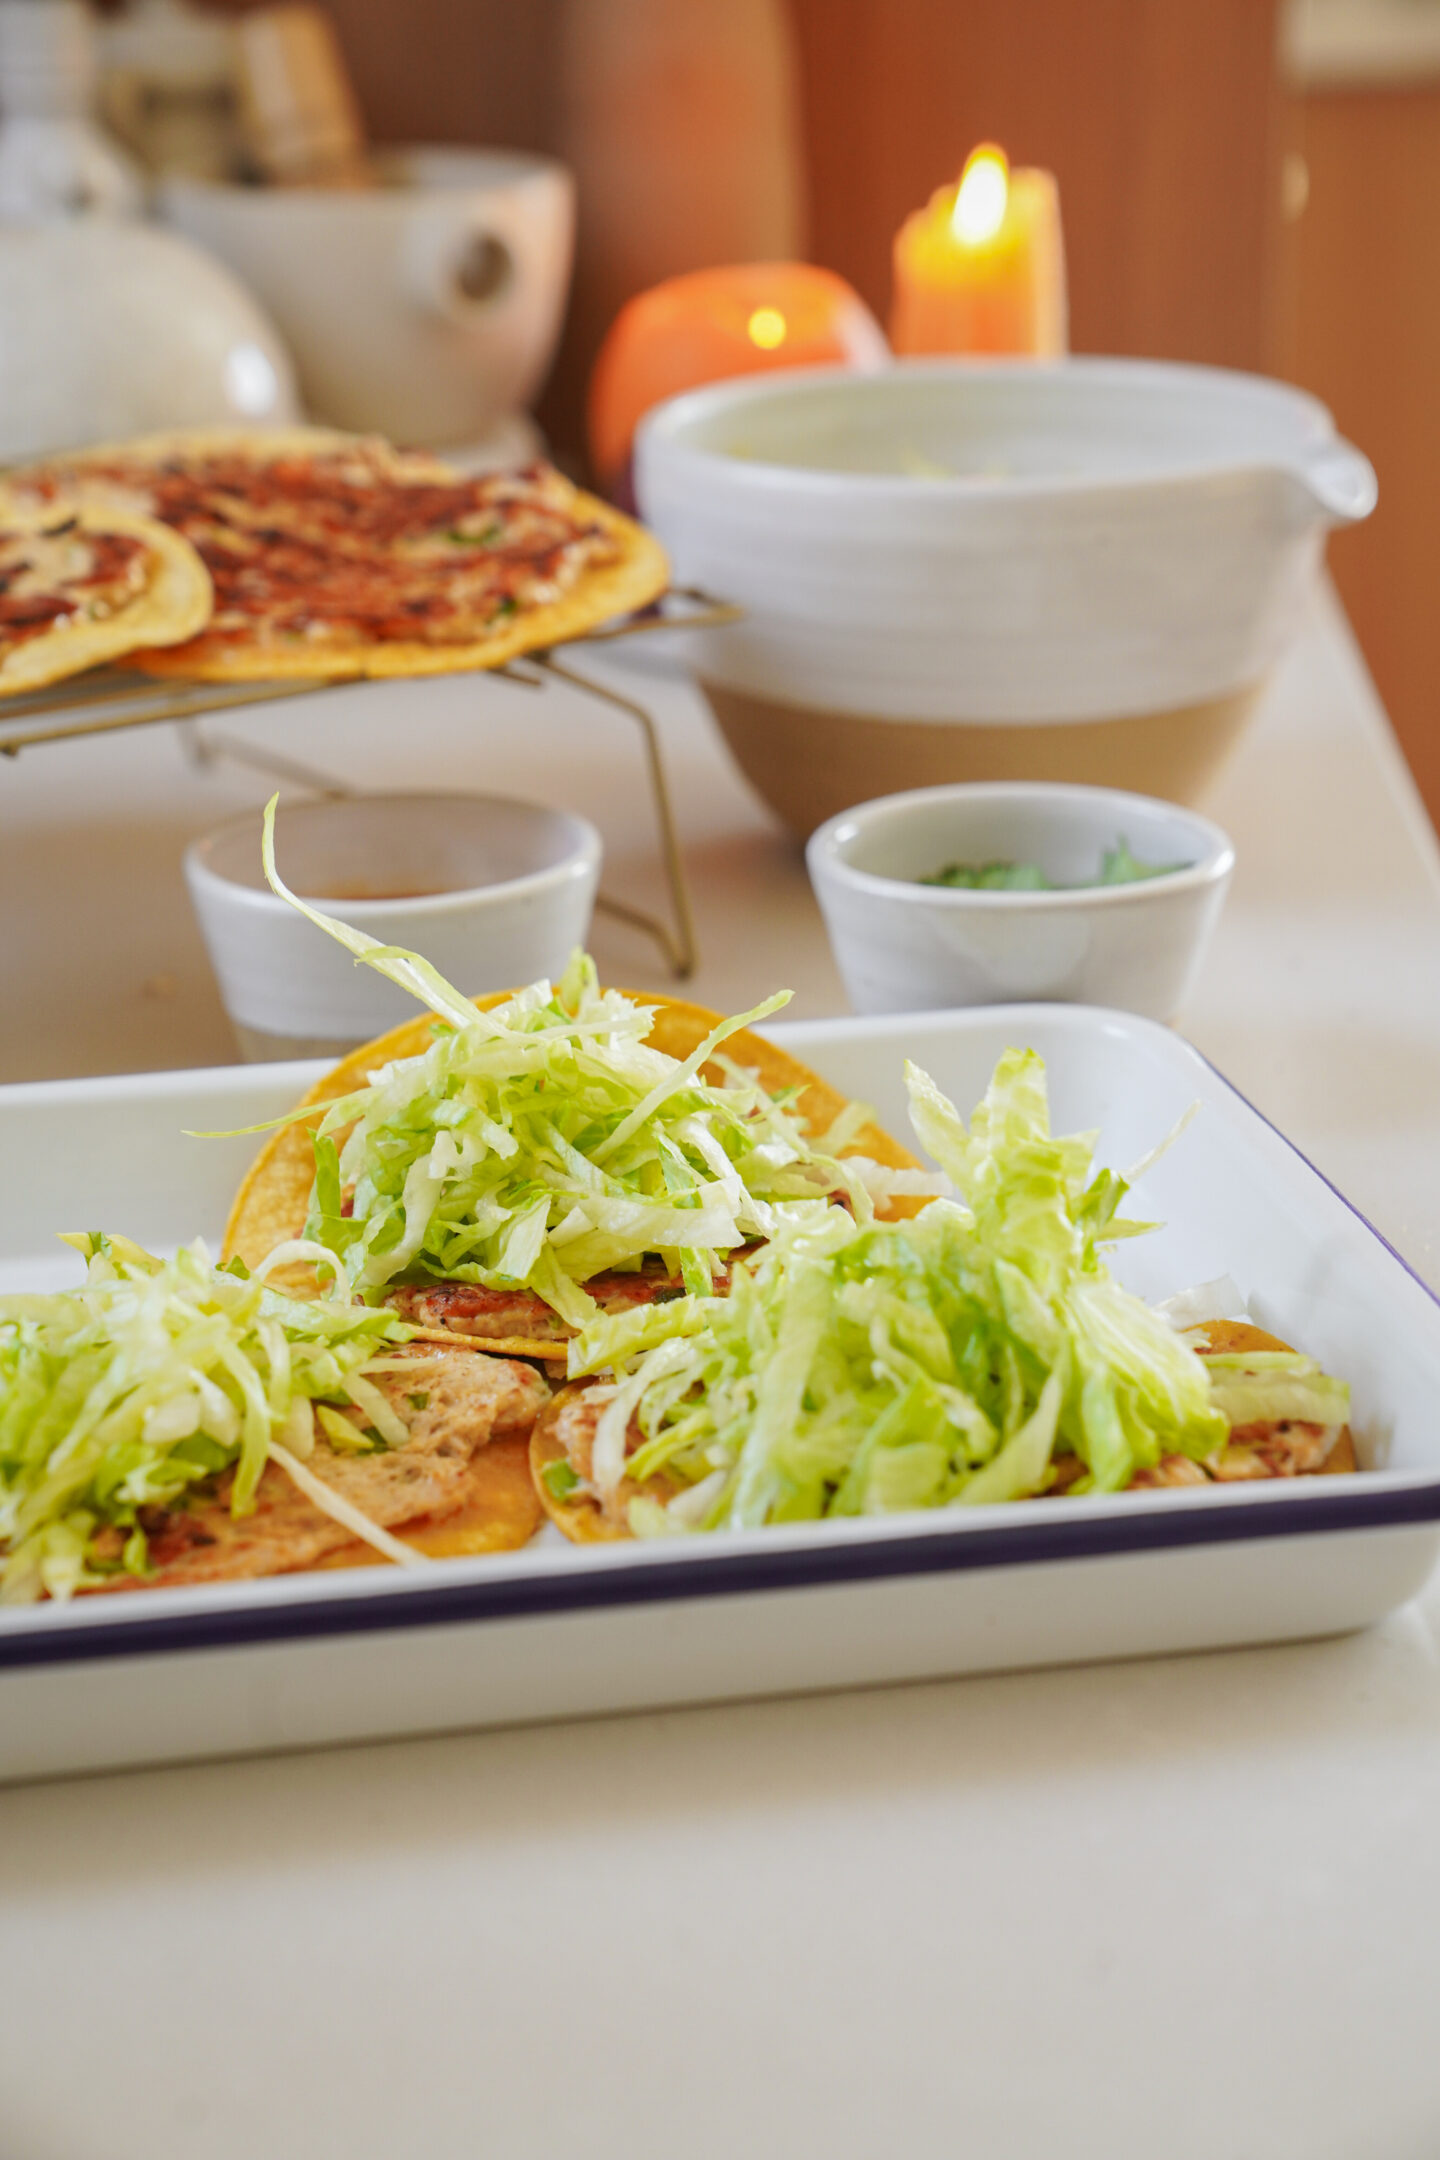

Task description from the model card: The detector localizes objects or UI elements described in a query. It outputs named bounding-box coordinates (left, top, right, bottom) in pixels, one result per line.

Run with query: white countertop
left=4, top=581, right=1440, bottom=2157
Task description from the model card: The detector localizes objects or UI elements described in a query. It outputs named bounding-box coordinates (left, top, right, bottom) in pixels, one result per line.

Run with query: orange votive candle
left=588, top=261, right=888, bottom=502
left=889, top=144, right=1067, bottom=358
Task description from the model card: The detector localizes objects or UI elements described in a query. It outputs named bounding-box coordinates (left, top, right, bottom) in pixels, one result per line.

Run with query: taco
left=532, top=1050, right=1357, bottom=1543
left=0, top=1236, right=547, bottom=1603
left=220, top=798, right=929, bottom=1354
left=224, top=976, right=928, bottom=1355
left=534, top=1318, right=1357, bottom=1543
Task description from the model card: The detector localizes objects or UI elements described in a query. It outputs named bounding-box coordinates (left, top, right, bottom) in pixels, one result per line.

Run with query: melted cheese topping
left=0, top=524, right=149, bottom=652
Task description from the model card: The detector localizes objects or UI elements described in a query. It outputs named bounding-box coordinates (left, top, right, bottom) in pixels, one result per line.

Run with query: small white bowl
left=806, top=782, right=1234, bottom=1020
left=185, top=792, right=601, bottom=1060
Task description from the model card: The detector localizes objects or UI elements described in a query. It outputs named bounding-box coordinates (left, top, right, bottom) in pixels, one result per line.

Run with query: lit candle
left=889, top=144, right=1067, bottom=358
left=588, top=262, right=888, bottom=503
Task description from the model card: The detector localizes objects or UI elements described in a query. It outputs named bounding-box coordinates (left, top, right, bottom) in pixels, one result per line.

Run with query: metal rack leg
left=179, top=720, right=352, bottom=799
left=165, top=661, right=702, bottom=982
left=176, top=665, right=701, bottom=980
left=526, top=651, right=699, bottom=980
left=0, top=614, right=710, bottom=982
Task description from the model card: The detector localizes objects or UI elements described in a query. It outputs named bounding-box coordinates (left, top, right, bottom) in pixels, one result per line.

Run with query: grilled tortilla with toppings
left=0, top=1235, right=546, bottom=1603
left=530, top=1051, right=1357, bottom=1543
left=221, top=802, right=930, bottom=1358
left=5, top=428, right=667, bottom=681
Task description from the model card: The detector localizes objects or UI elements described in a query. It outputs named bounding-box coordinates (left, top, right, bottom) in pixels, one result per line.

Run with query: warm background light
left=951, top=144, right=1009, bottom=245
left=747, top=306, right=788, bottom=349
left=890, top=144, right=1067, bottom=358
left=587, top=262, right=888, bottom=503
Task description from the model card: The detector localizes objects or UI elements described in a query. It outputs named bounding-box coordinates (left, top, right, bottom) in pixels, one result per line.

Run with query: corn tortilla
left=530, top=1394, right=654, bottom=1545
left=317, top=1430, right=543, bottom=1566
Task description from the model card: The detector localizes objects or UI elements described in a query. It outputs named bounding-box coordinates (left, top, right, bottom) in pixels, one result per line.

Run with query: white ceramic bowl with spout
left=636, top=358, right=1377, bottom=836
left=162, top=147, right=573, bottom=449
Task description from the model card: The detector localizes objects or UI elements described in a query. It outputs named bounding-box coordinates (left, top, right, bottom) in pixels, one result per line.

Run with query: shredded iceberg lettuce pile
left=256, top=801, right=913, bottom=1324
left=0, top=1233, right=411, bottom=1602
left=567, top=1049, right=1242, bottom=1529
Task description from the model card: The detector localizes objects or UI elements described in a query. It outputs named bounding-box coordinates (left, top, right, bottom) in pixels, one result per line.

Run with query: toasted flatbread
left=0, top=496, right=212, bottom=692
left=7, top=428, right=668, bottom=682
left=128, top=498, right=667, bottom=681
left=222, top=989, right=922, bottom=1295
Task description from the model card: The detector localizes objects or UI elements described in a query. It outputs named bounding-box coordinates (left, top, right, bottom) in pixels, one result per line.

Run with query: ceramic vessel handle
left=401, top=204, right=516, bottom=321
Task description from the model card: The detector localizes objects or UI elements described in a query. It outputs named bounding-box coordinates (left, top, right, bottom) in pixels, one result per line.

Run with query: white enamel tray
left=1, top=1005, right=1438, bottom=1786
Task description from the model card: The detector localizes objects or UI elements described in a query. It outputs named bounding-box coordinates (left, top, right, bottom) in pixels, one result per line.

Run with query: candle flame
left=747, top=306, right=788, bottom=351
left=951, top=145, right=1009, bottom=245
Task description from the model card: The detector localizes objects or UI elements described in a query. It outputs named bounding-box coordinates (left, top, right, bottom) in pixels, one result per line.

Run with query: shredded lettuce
left=255, top=799, right=876, bottom=1321
left=0, top=1233, right=411, bottom=1602
left=1201, top=1351, right=1350, bottom=1431
left=567, top=1049, right=1236, bottom=1528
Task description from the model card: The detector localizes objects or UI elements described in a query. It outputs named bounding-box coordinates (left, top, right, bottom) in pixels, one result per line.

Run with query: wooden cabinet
left=303, top=0, right=1286, bottom=448
left=1281, top=84, right=1440, bottom=825
left=788, top=0, right=1285, bottom=371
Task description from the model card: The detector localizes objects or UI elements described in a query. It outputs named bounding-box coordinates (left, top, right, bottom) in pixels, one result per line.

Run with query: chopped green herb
left=922, top=860, right=1050, bottom=891
left=1097, top=839, right=1186, bottom=886
left=541, top=1458, right=581, bottom=1500
left=406, top=1391, right=430, bottom=1411
left=170, top=1434, right=233, bottom=1475
left=921, top=837, right=1188, bottom=892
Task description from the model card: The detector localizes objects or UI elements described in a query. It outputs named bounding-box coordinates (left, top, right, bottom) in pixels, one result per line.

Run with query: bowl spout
left=1284, top=438, right=1378, bottom=527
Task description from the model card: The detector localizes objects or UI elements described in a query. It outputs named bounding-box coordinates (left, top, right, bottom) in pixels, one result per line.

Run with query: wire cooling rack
left=0, top=587, right=740, bottom=979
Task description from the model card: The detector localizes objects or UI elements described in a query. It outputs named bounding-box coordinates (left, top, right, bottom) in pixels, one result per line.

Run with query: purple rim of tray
left=1191, top=1043, right=1440, bottom=1314
left=0, top=1472, right=1437, bottom=1669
